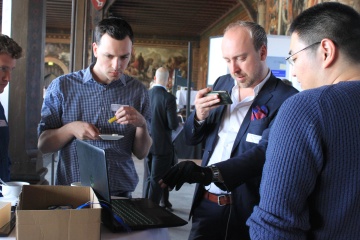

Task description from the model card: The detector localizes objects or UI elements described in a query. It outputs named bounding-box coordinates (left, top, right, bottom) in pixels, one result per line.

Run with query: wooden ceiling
left=107, top=0, right=255, bottom=39
left=46, top=0, right=73, bottom=32
left=44, top=0, right=256, bottom=40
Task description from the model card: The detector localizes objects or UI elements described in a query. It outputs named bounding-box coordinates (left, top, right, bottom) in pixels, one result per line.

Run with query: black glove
left=160, top=161, right=212, bottom=191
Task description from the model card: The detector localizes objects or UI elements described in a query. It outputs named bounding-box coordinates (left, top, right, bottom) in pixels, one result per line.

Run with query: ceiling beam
left=238, top=0, right=256, bottom=22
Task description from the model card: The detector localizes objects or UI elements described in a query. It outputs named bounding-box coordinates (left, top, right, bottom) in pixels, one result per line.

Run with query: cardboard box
left=16, top=185, right=101, bottom=240
left=0, top=202, right=11, bottom=228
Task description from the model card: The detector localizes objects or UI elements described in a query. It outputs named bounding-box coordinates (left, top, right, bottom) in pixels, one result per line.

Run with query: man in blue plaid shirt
left=37, top=17, right=152, bottom=197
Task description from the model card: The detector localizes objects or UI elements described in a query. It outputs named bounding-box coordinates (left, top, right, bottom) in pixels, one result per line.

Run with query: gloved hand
left=159, top=161, right=212, bottom=191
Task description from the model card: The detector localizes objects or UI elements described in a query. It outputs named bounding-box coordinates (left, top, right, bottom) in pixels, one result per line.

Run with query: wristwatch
left=209, top=165, right=224, bottom=183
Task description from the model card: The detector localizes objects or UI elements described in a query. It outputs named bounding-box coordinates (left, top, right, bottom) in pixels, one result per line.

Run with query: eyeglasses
left=0, top=66, right=13, bottom=73
left=285, top=42, right=321, bottom=66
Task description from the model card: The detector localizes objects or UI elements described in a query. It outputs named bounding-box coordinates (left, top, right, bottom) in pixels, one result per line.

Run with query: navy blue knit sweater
left=247, top=81, right=360, bottom=239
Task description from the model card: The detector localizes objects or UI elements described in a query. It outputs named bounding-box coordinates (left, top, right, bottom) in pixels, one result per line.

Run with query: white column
left=0, top=0, right=13, bottom=118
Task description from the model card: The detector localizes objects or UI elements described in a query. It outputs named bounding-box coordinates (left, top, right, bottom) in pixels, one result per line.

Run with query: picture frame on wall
left=126, top=46, right=188, bottom=88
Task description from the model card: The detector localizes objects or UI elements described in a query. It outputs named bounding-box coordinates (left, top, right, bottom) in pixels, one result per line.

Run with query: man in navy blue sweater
left=247, top=2, right=360, bottom=239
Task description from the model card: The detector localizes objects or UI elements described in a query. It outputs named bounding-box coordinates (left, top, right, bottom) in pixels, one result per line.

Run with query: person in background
left=160, top=21, right=298, bottom=239
left=247, top=2, right=360, bottom=239
left=144, top=67, right=178, bottom=209
left=37, top=17, right=152, bottom=198
left=159, top=148, right=177, bottom=211
left=0, top=35, right=22, bottom=184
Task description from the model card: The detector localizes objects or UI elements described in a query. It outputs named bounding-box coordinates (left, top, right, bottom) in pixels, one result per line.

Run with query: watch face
left=210, top=165, right=223, bottom=183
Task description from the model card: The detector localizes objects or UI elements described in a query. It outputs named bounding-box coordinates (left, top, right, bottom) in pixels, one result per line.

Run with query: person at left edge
left=37, top=17, right=152, bottom=198
left=0, top=35, right=22, bottom=185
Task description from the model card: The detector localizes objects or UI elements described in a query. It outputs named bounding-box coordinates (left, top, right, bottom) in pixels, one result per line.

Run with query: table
left=1, top=225, right=169, bottom=240
left=102, top=226, right=169, bottom=239
left=0, top=194, right=170, bottom=240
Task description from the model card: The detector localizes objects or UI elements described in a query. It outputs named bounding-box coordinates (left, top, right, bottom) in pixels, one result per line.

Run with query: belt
left=204, top=190, right=232, bottom=206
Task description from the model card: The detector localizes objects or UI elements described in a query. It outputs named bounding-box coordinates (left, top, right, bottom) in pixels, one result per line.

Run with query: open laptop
left=76, top=139, right=187, bottom=232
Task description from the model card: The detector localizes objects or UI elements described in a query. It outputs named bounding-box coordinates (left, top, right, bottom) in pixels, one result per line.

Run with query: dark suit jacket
left=184, top=73, right=298, bottom=226
left=149, top=86, right=179, bottom=155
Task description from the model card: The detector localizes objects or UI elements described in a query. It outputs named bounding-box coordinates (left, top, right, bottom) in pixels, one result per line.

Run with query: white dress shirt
left=206, top=72, right=270, bottom=194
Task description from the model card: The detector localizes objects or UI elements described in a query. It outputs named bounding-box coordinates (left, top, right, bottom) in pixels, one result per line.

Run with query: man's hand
left=194, top=88, right=221, bottom=121
left=159, top=161, right=212, bottom=191
left=70, top=121, right=100, bottom=140
left=38, top=121, right=100, bottom=153
left=113, top=106, right=146, bottom=128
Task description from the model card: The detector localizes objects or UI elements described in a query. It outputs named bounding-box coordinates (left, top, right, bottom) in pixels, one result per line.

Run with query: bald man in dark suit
left=145, top=67, right=179, bottom=206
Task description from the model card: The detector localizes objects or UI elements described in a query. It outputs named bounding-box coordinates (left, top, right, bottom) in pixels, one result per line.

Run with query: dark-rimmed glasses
left=285, top=42, right=321, bottom=65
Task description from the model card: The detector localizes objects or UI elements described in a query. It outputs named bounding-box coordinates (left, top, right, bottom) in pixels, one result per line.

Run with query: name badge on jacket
left=0, top=120, right=8, bottom=127
left=246, top=133, right=261, bottom=144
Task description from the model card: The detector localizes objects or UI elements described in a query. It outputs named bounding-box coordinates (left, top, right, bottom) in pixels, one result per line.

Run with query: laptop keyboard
left=112, top=200, right=157, bottom=226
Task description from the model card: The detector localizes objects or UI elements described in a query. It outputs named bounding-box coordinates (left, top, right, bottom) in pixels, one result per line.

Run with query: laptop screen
left=76, top=140, right=112, bottom=203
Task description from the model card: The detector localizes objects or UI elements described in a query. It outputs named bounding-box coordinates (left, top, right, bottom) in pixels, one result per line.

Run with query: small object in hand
left=48, top=205, right=73, bottom=210
left=204, top=91, right=233, bottom=105
left=108, top=116, right=117, bottom=123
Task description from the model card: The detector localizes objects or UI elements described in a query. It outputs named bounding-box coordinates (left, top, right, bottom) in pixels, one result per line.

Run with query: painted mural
left=125, top=46, right=188, bottom=88
left=264, top=0, right=360, bottom=35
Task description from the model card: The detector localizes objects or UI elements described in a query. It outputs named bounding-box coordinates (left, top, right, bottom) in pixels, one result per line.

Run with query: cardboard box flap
left=0, top=202, right=11, bottom=228
left=17, top=208, right=101, bottom=224
left=19, top=185, right=100, bottom=210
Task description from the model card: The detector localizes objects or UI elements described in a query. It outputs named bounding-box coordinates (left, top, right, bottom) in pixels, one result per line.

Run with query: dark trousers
left=144, top=151, right=174, bottom=204
left=188, top=197, right=250, bottom=240
left=142, top=157, right=150, bottom=198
